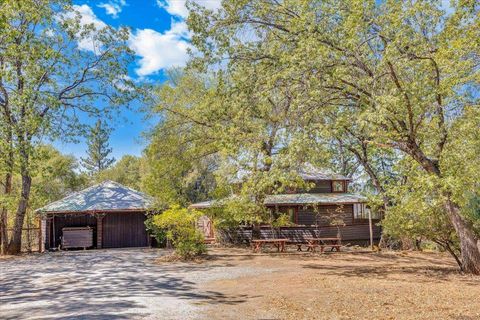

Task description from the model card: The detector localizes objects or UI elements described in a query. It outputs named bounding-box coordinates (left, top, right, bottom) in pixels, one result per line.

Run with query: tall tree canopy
left=0, top=0, right=137, bottom=254
left=160, top=0, right=480, bottom=273
left=81, top=120, right=116, bottom=174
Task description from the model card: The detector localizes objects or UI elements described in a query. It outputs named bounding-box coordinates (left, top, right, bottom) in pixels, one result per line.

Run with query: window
left=332, top=180, right=345, bottom=192
left=287, top=208, right=296, bottom=224
left=353, top=204, right=381, bottom=220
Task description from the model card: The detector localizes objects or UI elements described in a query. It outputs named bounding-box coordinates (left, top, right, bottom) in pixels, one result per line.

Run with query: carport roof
left=36, top=180, right=155, bottom=213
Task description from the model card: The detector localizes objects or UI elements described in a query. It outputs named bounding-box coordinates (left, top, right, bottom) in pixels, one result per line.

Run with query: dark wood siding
left=103, top=212, right=148, bottom=248
left=217, top=225, right=381, bottom=244
left=51, top=214, right=97, bottom=248
left=303, top=180, right=332, bottom=193
left=297, top=204, right=353, bottom=226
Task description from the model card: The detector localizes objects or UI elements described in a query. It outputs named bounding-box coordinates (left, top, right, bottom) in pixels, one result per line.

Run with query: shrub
left=152, top=205, right=206, bottom=258
left=144, top=216, right=167, bottom=247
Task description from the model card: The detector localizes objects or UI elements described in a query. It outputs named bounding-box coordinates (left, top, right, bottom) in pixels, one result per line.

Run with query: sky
left=54, top=0, right=222, bottom=161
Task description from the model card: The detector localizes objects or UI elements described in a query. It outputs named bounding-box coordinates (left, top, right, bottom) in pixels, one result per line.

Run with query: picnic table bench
left=303, top=237, right=342, bottom=253
left=251, top=238, right=288, bottom=253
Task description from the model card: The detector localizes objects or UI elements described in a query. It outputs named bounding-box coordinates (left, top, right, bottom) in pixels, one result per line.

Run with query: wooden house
left=190, top=167, right=382, bottom=244
left=36, top=181, right=154, bottom=251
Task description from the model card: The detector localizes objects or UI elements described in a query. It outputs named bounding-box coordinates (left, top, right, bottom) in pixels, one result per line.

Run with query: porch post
left=368, top=207, right=373, bottom=250
left=96, top=213, right=106, bottom=249
left=39, top=217, right=44, bottom=253
left=44, top=216, right=53, bottom=251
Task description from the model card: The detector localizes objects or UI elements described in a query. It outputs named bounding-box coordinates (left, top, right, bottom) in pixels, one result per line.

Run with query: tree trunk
left=404, top=141, right=480, bottom=273
left=0, top=132, right=14, bottom=255
left=444, top=198, right=480, bottom=274
left=6, top=174, right=32, bottom=254
left=434, top=239, right=463, bottom=271
left=0, top=172, right=12, bottom=255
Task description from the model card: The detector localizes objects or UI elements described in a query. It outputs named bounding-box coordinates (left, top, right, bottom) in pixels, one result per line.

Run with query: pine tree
left=81, top=120, right=116, bottom=174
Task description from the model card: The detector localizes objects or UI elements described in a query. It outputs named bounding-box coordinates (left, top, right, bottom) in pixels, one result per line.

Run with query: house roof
left=297, top=164, right=350, bottom=181
left=229, top=164, right=350, bottom=184
left=36, top=180, right=155, bottom=213
left=189, top=193, right=367, bottom=209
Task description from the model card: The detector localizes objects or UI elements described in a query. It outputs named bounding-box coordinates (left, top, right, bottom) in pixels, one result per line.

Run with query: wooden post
left=52, top=214, right=56, bottom=249
left=95, top=213, right=106, bottom=249
left=44, top=217, right=52, bottom=251
left=368, top=207, right=373, bottom=250
left=38, top=217, right=42, bottom=253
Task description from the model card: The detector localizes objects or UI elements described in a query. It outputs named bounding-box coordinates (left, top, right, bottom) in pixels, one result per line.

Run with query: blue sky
left=54, top=0, right=221, bottom=161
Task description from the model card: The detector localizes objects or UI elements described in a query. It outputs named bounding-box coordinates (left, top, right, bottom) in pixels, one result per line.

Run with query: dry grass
left=199, top=247, right=480, bottom=320
left=155, top=251, right=213, bottom=264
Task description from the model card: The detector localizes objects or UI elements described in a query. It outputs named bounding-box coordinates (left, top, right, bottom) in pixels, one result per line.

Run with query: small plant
left=152, top=205, right=206, bottom=259
left=327, top=206, right=346, bottom=240
left=271, top=213, right=294, bottom=238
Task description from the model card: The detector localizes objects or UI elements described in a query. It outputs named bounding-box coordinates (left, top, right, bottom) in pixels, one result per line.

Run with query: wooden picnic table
left=251, top=238, right=288, bottom=253
left=304, top=237, right=342, bottom=253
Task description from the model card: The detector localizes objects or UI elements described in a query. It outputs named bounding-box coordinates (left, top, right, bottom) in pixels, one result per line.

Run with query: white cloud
left=129, top=1, right=223, bottom=76
left=68, top=5, right=108, bottom=51
left=129, top=20, right=191, bottom=76
left=156, top=0, right=222, bottom=18
left=98, top=0, right=127, bottom=19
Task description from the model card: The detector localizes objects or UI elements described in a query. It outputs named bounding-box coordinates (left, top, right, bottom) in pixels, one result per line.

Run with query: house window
left=354, top=204, right=381, bottom=220
left=332, top=180, right=345, bottom=192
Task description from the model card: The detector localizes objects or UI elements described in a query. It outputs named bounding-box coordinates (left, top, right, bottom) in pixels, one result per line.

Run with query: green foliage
left=142, top=70, right=218, bottom=207
left=271, top=213, right=294, bottom=228
left=144, top=215, right=167, bottom=247
left=30, top=145, right=89, bottom=209
left=96, top=155, right=145, bottom=190
left=81, top=120, right=116, bottom=174
left=152, top=205, right=206, bottom=258
left=382, top=159, right=459, bottom=253
left=0, top=0, right=138, bottom=252
left=1, top=144, right=88, bottom=228
left=145, top=64, right=327, bottom=226
left=463, top=194, right=480, bottom=237
left=182, top=0, right=480, bottom=271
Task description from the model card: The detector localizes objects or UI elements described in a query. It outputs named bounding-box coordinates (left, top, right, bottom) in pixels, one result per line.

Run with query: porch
left=215, top=224, right=382, bottom=246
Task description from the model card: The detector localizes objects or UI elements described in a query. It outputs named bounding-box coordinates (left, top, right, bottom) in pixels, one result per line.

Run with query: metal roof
left=189, top=193, right=367, bottom=209
left=36, top=180, right=155, bottom=213
left=229, top=164, right=350, bottom=184
left=297, top=164, right=350, bottom=181
left=264, top=193, right=367, bottom=205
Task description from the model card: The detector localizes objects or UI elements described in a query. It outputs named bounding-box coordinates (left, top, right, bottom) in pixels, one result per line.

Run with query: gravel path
left=0, top=248, right=272, bottom=320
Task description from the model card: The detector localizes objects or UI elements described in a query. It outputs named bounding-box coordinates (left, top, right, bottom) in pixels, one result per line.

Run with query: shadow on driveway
left=0, top=249, right=249, bottom=319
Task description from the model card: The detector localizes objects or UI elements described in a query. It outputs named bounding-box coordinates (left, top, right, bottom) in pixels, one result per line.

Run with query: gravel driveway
left=0, top=248, right=269, bottom=320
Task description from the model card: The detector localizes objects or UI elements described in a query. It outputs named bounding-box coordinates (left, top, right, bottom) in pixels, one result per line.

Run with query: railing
left=216, top=225, right=382, bottom=245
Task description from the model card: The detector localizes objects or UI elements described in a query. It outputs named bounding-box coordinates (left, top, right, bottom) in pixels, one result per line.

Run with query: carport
left=36, top=181, right=154, bottom=251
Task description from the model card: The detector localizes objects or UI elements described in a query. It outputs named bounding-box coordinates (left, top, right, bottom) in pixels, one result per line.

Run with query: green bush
left=144, top=216, right=167, bottom=247
left=152, top=205, right=206, bottom=258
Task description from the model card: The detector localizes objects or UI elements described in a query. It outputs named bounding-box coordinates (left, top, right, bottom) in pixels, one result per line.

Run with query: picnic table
left=304, top=237, right=342, bottom=253
left=251, top=238, right=288, bottom=253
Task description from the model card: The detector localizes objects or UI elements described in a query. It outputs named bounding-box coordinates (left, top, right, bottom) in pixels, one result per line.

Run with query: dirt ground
left=199, top=247, right=480, bottom=320
left=1, top=247, right=479, bottom=320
